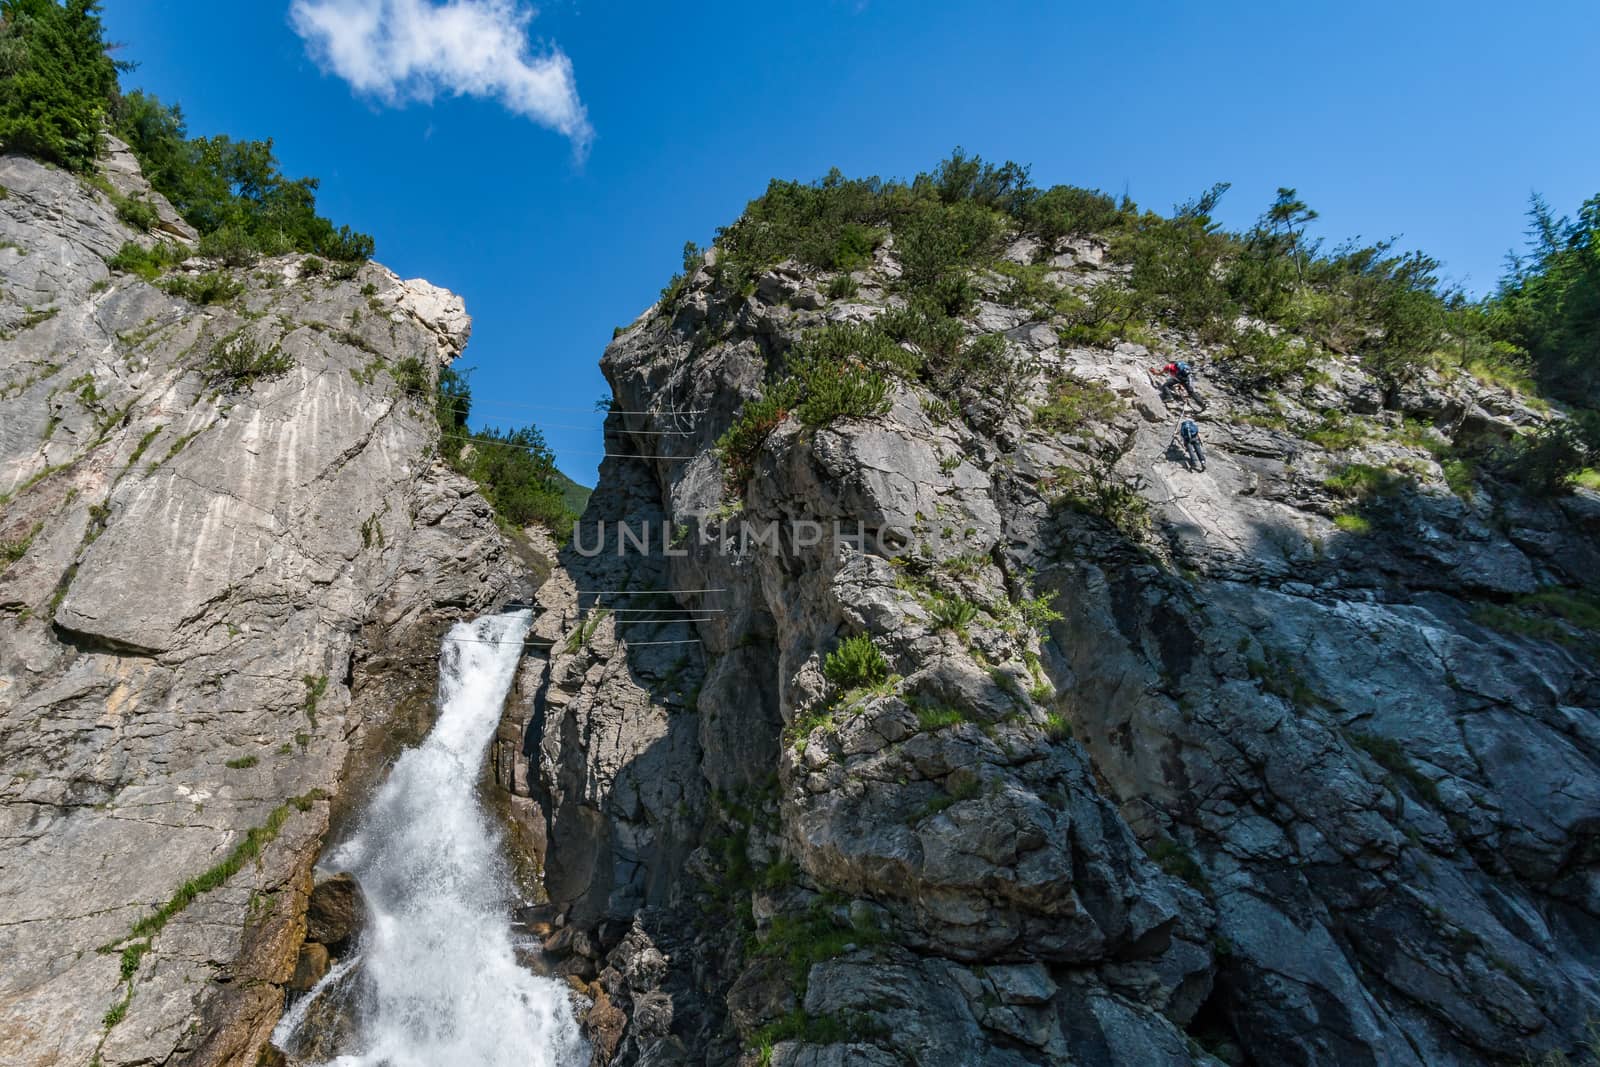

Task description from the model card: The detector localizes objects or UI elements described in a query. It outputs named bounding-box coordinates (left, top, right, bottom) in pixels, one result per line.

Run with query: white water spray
left=275, top=611, right=586, bottom=1066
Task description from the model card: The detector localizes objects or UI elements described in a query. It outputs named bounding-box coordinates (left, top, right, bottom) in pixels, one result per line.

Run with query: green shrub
left=713, top=168, right=891, bottom=292
left=126, top=425, right=162, bottom=465
left=710, top=152, right=1018, bottom=307
left=194, top=226, right=263, bottom=267
left=113, top=791, right=323, bottom=947
left=301, top=673, right=329, bottom=726
left=1442, top=458, right=1477, bottom=500
left=0, top=0, right=119, bottom=173
left=4, top=305, right=58, bottom=336
left=1348, top=731, right=1440, bottom=805
left=1305, top=412, right=1368, bottom=451
left=656, top=242, right=702, bottom=310
left=928, top=595, right=978, bottom=633
left=751, top=1011, right=862, bottom=1062
left=1524, top=588, right=1600, bottom=631
left=431, top=364, right=470, bottom=431
left=956, top=323, right=1008, bottom=367
left=451, top=425, right=572, bottom=529
left=1473, top=587, right=1600, bottom=649
left=115, top=195, right=158, bottom=232
left=831, top=222, right=879, bottom=270
left=948, top=775, right=982, bottom=802
left=822, top=634, right=890, bottom=690
left=711, top=322, right=910, bottom=487
left=992, top=260, right=1086, bottom=318
left=1018, top=591, right=1063, bottom=633
left=118, top=941, right=149, bottom=982
left=1, top=521, right=43, bottom=571
left=106, top=240, right=186, bottom=281
left=793, top=356, right=891, bottom=427
left=1145, top=838, right=1208, bottom=890
left=1453, top=334, right=1541, bottom=398
left=1323, top=463, right=1406, bottom=500
left=393, top=355, right=428, bottom=397
left=1222, top=324, right=1319, bottom=387
left=789, top=320, right=917, bottom=378
left=716, top=379, right=802, bottom=490
left=202, top=332, right=292, bottom=391
left=161, top=271, right=242, bottom=305
left=564, top=607, right=610, bottom=652
left=1019, top=184, right=1124, bottom=243
left=102, top=989, right=131, bottom=1028
left=878, top=303, right=963, bottom=363
left=405, top=367, right=573, bottom=531
left=1034, top=374, right=1123, bottom=432
left=895, top=198, right=1004, bottom=298
left=1501, top=422, right=1591, bottom=496
left=826, top=273, right=859, bottom=300
left=1051, top=445, right=1151, bottom=540
left=750, top=900, right=886, bottom=994
left=113, top=91, right=374, bottom=262
left=0, top=7, right=372, bottom=255
left=300, top=255, right=325, bottom=276
left=788, top=707, right=836, bottom=748
left=918, top=147, right=1032, bottom=213
left=1112, top=206, right=1236, bottom=343
left=1493, top=193, right=1600, bottom=406
left=874, top=302, right=1016, bottom=397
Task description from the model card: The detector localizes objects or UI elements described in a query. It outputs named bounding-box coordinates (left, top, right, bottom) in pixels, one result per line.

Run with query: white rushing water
left=275, top=610, right=586, bottom=1067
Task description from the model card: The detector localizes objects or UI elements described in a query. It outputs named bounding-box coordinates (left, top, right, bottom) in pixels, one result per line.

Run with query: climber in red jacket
left=1151, top=358, right=1207, bottom=409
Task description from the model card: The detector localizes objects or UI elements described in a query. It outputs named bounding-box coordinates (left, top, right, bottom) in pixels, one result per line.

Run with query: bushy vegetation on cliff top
left=0, top=0, right=371, bottom=262
left=701, top=148, right=1598, bottom=496
left=0, top=3, right=590, bottom=533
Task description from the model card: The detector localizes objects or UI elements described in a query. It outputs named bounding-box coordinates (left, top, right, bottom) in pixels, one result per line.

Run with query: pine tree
left=0, top=0, right=120, bottom=172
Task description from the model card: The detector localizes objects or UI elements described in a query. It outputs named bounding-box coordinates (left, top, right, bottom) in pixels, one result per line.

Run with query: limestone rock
left=514, top=212, right=1600, bottom=1067
left=0, top=146, right=526, bottom=1066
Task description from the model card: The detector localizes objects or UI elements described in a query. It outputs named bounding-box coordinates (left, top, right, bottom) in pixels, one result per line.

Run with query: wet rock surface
left=305, top=873, right=366, bottom=953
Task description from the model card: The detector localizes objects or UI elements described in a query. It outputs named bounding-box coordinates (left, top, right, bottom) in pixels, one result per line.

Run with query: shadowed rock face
left=0, top=150, right=526, bottom=1066
left=510, top=239, right=1600, bottom=1065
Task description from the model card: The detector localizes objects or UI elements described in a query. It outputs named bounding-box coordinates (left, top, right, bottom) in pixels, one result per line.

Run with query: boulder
left=305, top=873, right=367, bottom=952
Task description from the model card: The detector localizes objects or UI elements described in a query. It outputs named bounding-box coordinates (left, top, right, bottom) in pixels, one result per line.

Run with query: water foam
left=274, top=611, right=586, bottom=1066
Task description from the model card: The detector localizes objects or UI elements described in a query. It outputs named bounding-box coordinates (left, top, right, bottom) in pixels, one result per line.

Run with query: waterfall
left=274, top=610, right=587, bottom=1066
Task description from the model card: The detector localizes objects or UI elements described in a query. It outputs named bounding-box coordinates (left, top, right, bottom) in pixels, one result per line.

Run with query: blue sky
left=102, top=1, right=1600, bottom=485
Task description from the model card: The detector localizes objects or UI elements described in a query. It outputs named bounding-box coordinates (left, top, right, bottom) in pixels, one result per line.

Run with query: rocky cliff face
left=0, top=147, right=528, bottom=1066
left=7, top=138, right=1598, bottom=1067
left=509, top=235, right=1600, bottom=1065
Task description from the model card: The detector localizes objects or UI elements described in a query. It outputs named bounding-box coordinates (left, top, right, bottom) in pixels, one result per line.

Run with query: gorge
left=3, top=54, right=1600, bottom=1067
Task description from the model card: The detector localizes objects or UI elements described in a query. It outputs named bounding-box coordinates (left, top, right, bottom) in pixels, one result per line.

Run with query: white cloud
left=290, top=0, right=592, bottom=154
